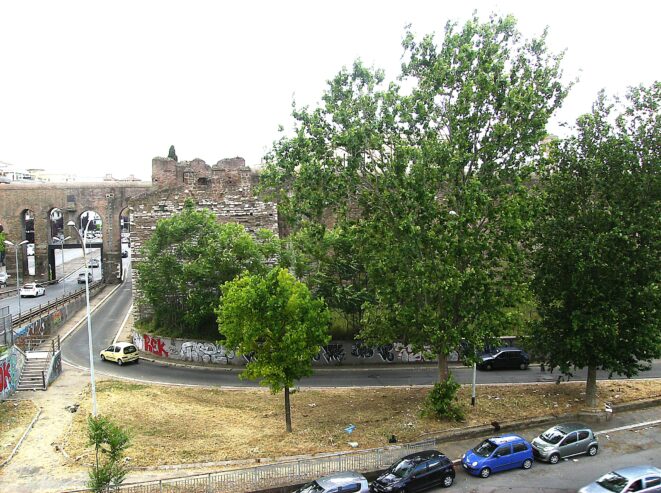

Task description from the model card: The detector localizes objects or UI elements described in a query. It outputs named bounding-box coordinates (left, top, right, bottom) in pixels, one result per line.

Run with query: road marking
left=113, top=303, right=133, bottom=344
left=597, top=419, right=661, bottom=436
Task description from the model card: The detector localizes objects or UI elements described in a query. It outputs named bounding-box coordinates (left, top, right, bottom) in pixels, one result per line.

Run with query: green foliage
left=0, top=231, right=6, bottom=255
left=218, top=267, right=331, bottom=431
left=168, top=145, right=178, bottom=161
left=136, top=199, right=278, bottom=339
left=421, top=376, right=465, bottom=422
left=87, top=415, right=130, bottom=492
left=529, top=83, right=661, bottom=404
left=261, top=14, right=568, bottom=381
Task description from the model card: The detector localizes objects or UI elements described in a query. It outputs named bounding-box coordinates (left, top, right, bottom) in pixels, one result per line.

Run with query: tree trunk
left=437, top=352, right=449, bottom=382
left=284, top=386, right=292, bottom=433
left=585, top=365, right=598, bottom=409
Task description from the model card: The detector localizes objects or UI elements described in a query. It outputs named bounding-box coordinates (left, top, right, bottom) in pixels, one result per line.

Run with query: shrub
left=421, top=376, right=465, bottom=422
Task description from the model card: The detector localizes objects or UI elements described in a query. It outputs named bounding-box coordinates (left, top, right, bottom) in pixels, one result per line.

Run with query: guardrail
left=65, top=438, right=437, bottom=493
left=10, top=281, right=103, bottom=328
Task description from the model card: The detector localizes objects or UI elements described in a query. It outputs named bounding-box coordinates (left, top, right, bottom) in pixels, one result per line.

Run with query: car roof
left=612, top=465, right=661, bottom=478
left=22, top=283, right=36, bottom=287
left=399, top=450, right=445, bottom=463
left=554, top=423, right=590, bottom=433
left=316, top=471, right=366, bottom=487
left=114, top=342, right=137, bottom=349
left=489, top=434, right=526, bottom=445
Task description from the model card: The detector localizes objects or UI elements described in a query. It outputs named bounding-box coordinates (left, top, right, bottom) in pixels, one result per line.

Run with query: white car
left=20, top=283, right=45, bottom=297
left=0, top=272, right=8, bottom=287
left=293, top=472, right=369, bottom=493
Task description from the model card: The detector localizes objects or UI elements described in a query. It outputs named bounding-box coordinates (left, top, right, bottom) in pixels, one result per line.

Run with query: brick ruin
left=129, top=156, right=279, bottom=319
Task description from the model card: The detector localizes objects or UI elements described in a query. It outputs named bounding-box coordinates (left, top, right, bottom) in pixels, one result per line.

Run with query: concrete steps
left=17, top=355, right=49, bottom=391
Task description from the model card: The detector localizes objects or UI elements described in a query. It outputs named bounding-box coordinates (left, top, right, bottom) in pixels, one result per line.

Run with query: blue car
left=462, top=434, right=534, bottom=478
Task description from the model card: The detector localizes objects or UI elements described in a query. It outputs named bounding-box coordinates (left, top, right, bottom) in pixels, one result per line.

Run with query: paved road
left=1, top=247, right=102, bottom=316
left=429, top=419, right=661, bottom=492
left=62, top=269, right=661, bottom=388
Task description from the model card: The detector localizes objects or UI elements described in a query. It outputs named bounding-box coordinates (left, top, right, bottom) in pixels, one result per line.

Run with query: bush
left=421, top=376, right=465, bottom=422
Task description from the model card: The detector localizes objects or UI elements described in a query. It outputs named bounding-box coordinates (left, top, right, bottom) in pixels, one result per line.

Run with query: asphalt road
left=62, top=270, right=661, bottom=388
left=428, top=420, right=661, bottom=492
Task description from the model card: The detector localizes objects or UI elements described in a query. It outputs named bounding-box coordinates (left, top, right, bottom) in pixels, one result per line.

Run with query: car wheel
left=100, top=354, right=105, bottom=361
left=442, top=474, right=454, bottom=487
left=485, top=363, right=493, bottom=371
left=519, top=362, right=528, bottom=370
left=480, top=467, right=491, bottom=478
left=522, top=458, right=533, bottom=469
left=587, top=445, right=598, bottom=457
left=117, top=359, right=123, bottom=366
left=549, top=453, right=560, bottom=464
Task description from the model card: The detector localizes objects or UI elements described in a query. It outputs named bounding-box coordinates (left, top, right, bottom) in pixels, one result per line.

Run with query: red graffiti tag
left=0, top=361, right=11, bottom=394
left=143, top=334, right=169, bottom=357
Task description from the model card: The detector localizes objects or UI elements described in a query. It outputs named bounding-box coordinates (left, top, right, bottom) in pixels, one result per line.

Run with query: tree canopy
left=136, top=199, right=277, bottom=339
left=168, top=145, right=178, bottom=161
left=217, top=267, right=331, bottom=432
left=529, top=83, right=661, bottom=407
left=261, top=14, right=569, bottom=381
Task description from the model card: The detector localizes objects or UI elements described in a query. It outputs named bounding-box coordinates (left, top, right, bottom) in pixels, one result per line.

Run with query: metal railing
left=10, top=280, right=102, bottom=328
left=66, top=438, right=437, bottom=493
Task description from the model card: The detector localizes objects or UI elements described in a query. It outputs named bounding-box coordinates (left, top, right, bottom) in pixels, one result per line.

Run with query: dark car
left=78, top=272, right=93, bottom=284
left=477, top=347, right=529, bottom=371
left=371, top=450, right=455, bottom=491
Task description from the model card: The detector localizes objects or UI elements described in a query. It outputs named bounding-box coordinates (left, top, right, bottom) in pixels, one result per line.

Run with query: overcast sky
left=1, top=1, right=658, bottom=181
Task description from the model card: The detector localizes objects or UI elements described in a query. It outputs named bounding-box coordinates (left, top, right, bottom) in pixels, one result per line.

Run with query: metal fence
left=66, top=438, right=437, bottom=493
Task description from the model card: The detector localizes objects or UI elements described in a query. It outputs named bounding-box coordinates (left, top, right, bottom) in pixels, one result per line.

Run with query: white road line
left=597, top=419, right=661, bottom=436
left=113, top=303, right=133, bottom=344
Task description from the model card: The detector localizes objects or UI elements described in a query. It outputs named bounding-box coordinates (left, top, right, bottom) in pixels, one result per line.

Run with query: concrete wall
left=0, top=346, right=26, bottom=399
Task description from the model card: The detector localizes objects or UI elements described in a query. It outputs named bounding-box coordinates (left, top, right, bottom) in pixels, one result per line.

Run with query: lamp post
left=67, top=220, right=97, bottom=416
left=3, top=240, right=29, bottom=317
left=53, top=236, right=71, bottom=282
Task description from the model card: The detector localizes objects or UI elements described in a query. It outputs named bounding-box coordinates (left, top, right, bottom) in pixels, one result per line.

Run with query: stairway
left=17, top=354, right=50, bottom=391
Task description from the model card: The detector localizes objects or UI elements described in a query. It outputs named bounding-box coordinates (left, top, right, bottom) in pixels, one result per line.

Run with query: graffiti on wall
left=50, top=308, right=66, bottom=329
left=142, top=334, right=170, bottom=357
left=48, top=352, right=63, bottom=385
left=314, top=344, right=346, bottom=364
left=180, top=341, right=235, bottom=364
left=0, top=354, right=18, bottom=398
left=350, top=342, right=396, bottom=362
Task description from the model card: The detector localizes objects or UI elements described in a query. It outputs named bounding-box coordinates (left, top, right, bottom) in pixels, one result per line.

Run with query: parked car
left=100, top=342, right=139, bottom=366
left=531, top=423, right=598, bottom=464
left=371, top=450, right=455, bottom=491
left=477, top=347, right=529, bottom=371
left=0, top=272, right=8, bottom=287
left=294, top=471, right=369, bottom=493
left=88, top=258, right=100, bottom=268
left=579, top=465, right=661, bottom=492
left=462, top=434, right=534, bottom=478
left=78, top=272, right=93, bottom=284
left=19, top=283, right=45, bottom=297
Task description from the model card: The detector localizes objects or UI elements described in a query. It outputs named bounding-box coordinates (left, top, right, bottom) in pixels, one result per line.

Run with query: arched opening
left=76, top=210, right=103, bottom=280
left=21, top=209, right=35, bottom=276
left=49, top=208, right=64, bottom=242
left=119, top=207, right=132, bottom=277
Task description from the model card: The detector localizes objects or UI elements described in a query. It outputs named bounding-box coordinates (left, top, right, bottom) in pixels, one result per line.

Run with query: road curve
left=62, top=276, right=661, bottom=388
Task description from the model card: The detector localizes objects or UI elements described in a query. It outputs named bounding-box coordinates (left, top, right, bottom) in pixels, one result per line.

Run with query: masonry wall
left=130, top=156, right=278, bottom=321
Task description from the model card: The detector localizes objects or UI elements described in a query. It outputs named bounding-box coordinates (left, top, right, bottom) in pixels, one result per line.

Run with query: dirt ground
left=61, top=378, right=661, bottom=467
left=0, top=400, right=37, bottom=464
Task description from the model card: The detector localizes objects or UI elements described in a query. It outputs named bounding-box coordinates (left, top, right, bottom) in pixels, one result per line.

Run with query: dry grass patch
left=0, top=399, right=38, bottom=464
left=64, top=379, right=661, bottom=467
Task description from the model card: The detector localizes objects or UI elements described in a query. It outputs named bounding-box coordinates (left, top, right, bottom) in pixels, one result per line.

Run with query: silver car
left=294, top=471, right=369, bottom=493
left=579, top=465, right=661, bottom=492
left=531, top=422, right=598, bottom=464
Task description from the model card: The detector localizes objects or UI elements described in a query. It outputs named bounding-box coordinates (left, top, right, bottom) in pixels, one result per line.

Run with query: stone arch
left=49, top=208, right=64, bottom=243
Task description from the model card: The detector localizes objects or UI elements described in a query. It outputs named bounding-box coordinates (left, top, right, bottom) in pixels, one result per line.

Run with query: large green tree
left=529, top=83, right=661, bottom=408
left=217, top=267, right=330, bottom=432
left=136, top=199, right=277, bottom=338
left=261, top=14, right=568, bottom=382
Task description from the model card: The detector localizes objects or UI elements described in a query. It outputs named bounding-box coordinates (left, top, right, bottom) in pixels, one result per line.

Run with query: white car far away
left=20, top=283, right=46, bottom=297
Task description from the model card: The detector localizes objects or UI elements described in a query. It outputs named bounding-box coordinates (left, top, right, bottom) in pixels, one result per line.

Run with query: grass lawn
left=0, top=400, right=38, bottom=464
left=63, top=379, right=661, bottom=467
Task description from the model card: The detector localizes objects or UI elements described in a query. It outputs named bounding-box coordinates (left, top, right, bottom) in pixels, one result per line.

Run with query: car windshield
left=540, top=428, right=565, bottom=444
left=595, top=472, right=629, bottom=493
left=295, top=481, right=324, bottom=493
left=389, top=459, right=416, bottom=478
left=473, top=439, right=498, bottom=457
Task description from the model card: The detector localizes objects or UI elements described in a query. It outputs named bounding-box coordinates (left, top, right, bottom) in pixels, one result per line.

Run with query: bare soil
left=0, top=400, right=37, bottom=464
left=62, top=379, right=661, bottom=467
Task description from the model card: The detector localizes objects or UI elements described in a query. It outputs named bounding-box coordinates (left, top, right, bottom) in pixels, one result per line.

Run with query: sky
left=0, top=0, right=659, bottom=181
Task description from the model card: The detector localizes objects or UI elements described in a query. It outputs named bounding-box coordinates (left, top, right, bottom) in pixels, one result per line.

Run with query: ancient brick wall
left=130, top=156, right=278, bottom=321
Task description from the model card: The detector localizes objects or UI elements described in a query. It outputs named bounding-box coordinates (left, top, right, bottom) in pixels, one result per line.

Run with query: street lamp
left=67, top=219, right=97, bottom=416
left=53, top=236, right=71, bottom=282
left=3, top=239, right=29, bottom=317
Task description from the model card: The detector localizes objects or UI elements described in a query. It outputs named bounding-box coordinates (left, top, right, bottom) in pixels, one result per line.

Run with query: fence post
left=41, top=370, right=46, bottom=389
left=159, top=479, right=163, bottom=493
left=207, top=472, right=211, bottom=493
